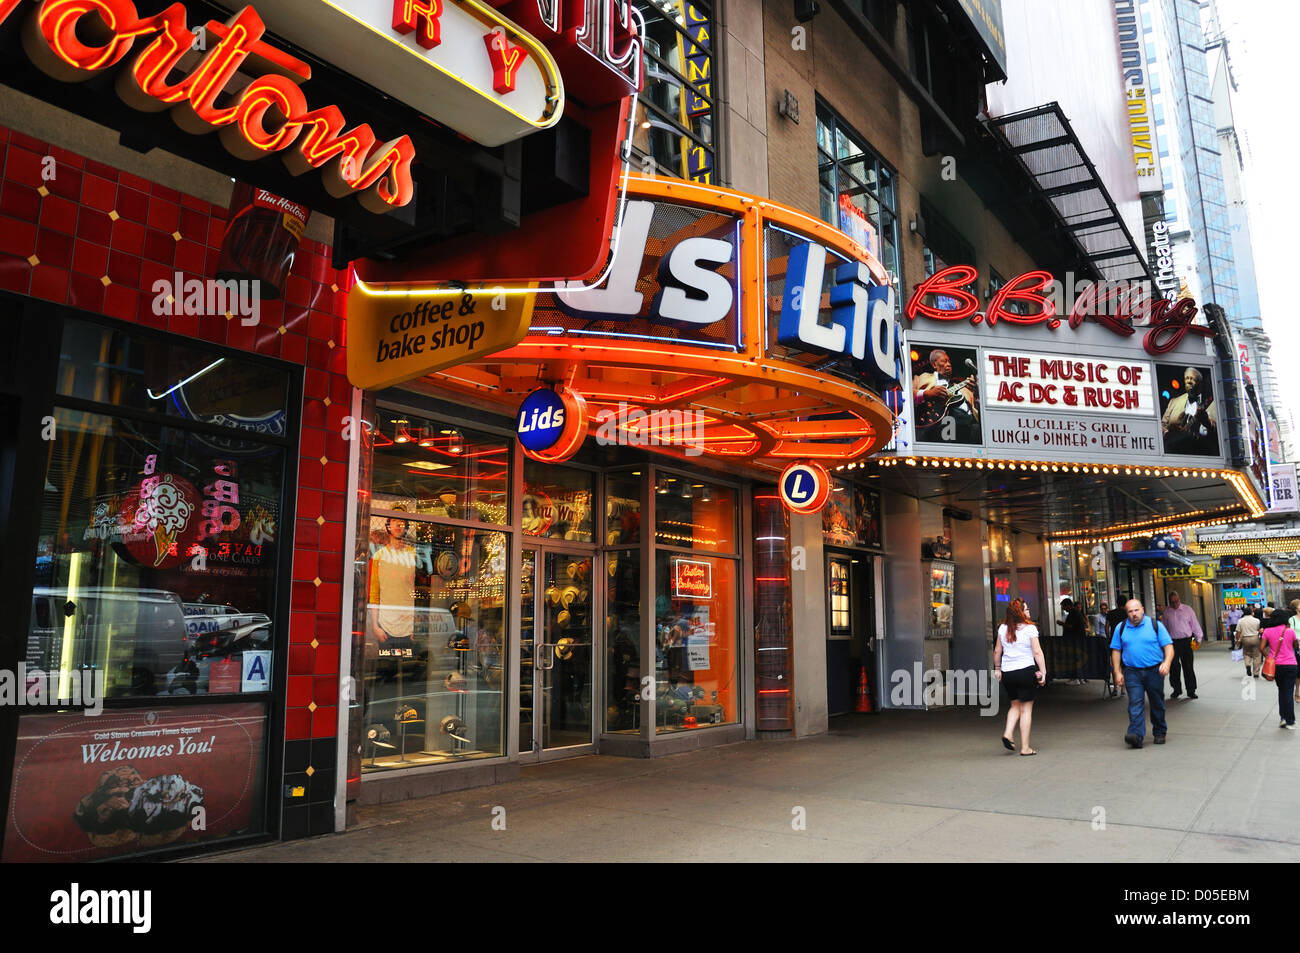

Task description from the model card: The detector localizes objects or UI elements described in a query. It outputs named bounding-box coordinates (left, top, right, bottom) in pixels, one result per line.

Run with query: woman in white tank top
left=994, top=598, right=1047, bottom=755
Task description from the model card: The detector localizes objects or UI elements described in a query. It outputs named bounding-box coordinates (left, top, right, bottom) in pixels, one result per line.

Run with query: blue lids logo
left=516, top=388, right=568, bottom=452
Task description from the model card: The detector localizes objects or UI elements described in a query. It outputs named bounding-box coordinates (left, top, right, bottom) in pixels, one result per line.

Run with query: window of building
left=360, top=418, right=512, bottom=771
left=919, top=199, right=975, bottom=311
left=653, top=472, right=738, bottom=733
left=632, top=0, right=716, bottom=184
left=815, top=100, right=901, bottom=292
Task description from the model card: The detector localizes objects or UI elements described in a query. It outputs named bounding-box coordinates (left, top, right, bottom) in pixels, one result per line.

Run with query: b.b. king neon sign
left=905, top=265, right=1214, bottom=357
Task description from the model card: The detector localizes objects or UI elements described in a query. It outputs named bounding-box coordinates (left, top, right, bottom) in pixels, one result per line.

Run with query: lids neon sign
left=905, top=266, right=1214, bottom=357
left=15, top=0, right=416, bottom=213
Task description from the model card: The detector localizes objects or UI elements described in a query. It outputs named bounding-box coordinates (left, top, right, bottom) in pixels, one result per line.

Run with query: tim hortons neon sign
left=11, top=0, right=416, bottom=213
left=905, top=266, right=1214, bottom=356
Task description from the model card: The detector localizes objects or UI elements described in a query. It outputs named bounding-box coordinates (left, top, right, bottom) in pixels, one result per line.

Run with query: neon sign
left=905, top=266, right=1214, bottom=356
left=672, top=558, right=712, bottom=599
left=13, top=0, right=416, bottom=213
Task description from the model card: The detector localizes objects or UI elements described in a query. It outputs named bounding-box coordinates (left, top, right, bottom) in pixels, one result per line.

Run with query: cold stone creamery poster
left=3, top=703, right=266, bottom=861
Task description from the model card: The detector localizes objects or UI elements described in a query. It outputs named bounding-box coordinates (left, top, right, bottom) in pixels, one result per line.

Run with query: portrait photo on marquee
left=1156, top=362, right=1219, bottom=456
left=911, top=344, right=982, bottom=445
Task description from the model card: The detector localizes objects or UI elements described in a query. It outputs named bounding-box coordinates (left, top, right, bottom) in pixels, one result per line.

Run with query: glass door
left=519, top=548, right=595, bottom=756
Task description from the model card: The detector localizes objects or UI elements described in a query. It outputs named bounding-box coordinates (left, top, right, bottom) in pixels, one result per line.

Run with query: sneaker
left=1286, top=725, right=1297, bottom=731
left=1153, top=735, right=1166, bottom=744
left=1188, top=692, right=1198, bottom=699
left=1125, top=732, right=1143, bottom=749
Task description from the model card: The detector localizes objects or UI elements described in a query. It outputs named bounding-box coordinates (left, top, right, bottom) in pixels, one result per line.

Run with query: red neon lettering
left=23, top=0, right=414, bottom=212
left=904, top=265, right=979, bottom=322
left=986, top=269, right=1057, bottom=328
left=483, top=27, right=527, bottom=94
left=1142, top=298, right=1213, bottom=354
left=392, top=0, right=442, bottom=49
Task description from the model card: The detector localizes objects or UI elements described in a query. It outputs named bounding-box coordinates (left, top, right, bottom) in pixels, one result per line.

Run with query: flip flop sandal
left=1020, top=749, right=1038, bottom=756
left=1001, top=736, right=1015, bottom=751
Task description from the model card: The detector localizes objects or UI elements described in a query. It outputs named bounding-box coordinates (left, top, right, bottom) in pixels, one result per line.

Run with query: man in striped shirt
left=1164, top=591, right=1203, bottom=700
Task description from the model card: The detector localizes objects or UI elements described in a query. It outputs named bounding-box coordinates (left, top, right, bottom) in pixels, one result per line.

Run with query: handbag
left=1262, top=633, right=1279, bottom=681
left=1230, top=648, right=1244, bottom=662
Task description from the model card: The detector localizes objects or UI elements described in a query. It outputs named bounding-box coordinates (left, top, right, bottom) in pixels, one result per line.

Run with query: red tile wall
left=0, top=125, right=348, bottom=746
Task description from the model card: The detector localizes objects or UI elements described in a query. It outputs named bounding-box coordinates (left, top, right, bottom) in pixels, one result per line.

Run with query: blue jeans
left=1123, top=665, right=1167, bottom=739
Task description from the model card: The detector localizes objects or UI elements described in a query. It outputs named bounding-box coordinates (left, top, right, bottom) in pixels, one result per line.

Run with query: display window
left=605, top=471, right=642, bottom=545
left=523, top=461, right=594, bottom=542
left=8, top=317, right=292, bottom=860
left=654, top=474, right=735, bottom=552
left=654, top=552, right=737, bottom=732
left=360, top=515, right=508, bottom=769
left=605, top=549, right=642, bottom=733
left=371, top=416, right=509, bottom=524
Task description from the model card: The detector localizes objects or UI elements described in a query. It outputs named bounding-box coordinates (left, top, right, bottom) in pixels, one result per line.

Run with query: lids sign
left=779, top=462, right=831, bottom=514
left=516, top=386, right=588, bottom=462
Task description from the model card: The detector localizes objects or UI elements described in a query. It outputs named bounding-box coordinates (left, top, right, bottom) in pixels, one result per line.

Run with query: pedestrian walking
left=1094, top=602, right=1110, bottom=638
left=1060, top=598, right=1087, bottom=683
left=1260, top=610, right=1298, bottom=729
left=1164, top=590, right=1203, bottom=699
left=994, top=598, right=1046, bottom=755
left=1110, top=598, right=1174, bottom=748
left=1235, top=608, right=1262, bottom=677
left=1225, top=605, right=1242, bottom=641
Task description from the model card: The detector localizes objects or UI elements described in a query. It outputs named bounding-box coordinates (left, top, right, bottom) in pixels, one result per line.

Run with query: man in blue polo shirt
left=1111, top=598, right=1174, bottom=748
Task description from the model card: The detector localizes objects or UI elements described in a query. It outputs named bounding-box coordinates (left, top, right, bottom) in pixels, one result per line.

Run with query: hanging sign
left=516, top=385, right=589, bottom=462
left=346, top=286, right=535, bottom=390
left=779, top=462, right=831, bottom=515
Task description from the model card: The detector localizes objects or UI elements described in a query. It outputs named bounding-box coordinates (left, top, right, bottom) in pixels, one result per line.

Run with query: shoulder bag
left=1262, top=631, right=1278, bottom=682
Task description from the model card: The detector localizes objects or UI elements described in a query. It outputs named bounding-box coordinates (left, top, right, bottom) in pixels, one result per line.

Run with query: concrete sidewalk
left=197, top=642, right=1299, bottom=862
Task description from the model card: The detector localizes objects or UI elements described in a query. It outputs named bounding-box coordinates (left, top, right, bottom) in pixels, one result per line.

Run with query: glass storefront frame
left=348, top=395, right=754, bottom=780
left=0, top=301, right=301, bottom=860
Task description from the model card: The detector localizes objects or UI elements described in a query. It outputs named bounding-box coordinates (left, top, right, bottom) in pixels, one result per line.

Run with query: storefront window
left=523, top=461, right=594, bottom=542
left=372, top=416, right=509, bottom=524
left=654, top=474, right=735, bottom=552
left=605, top=471, right=642, bottom=545
left=360, top=516, right=508, bottom=770
left=6, top=320, right=289, bottom=861
left=654, top=552, right=737, bottom=732
left=33, top=409, right=284, bottom=698
left=605, top=549, right=641, bottom=733
left=753, top=491, right=793, bottom=730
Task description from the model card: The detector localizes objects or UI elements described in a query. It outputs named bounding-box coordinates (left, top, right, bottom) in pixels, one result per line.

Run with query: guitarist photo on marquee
left=912, top=346, right=982, bottom=444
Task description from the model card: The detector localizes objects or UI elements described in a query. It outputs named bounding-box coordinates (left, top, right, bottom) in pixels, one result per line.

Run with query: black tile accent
left=281, top=805, right=309, bottom=840
left=284, top=738, right=312, bottom=772
left=307, top=802, right=334, bottom=836
left=307, top=769, right=336, bottom=804
left=310, top=737, right=338, bottom=773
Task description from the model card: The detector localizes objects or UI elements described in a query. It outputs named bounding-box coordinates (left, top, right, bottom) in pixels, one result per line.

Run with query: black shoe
left=1169, top=692, right=1181, bottom=700
left=1153, top=735, right=1166, bottom=744
left=1187, top=692, right=1198, bottom=699
left=1125, top=732, right=1143, bottom=749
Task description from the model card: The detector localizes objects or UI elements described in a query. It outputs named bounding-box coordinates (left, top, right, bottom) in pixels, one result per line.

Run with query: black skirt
left=1002, top=666, right=1039, bottom=702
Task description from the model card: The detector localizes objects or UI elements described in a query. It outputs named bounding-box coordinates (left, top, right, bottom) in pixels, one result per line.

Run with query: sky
left=1209, top=0, right=1300, bottom=442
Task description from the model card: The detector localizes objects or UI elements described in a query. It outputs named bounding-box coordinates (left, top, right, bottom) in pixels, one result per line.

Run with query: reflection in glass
left=523, top=461, right=594, bottom=542
left=605, top=472, right=642, bottom=545
left=654, top=552, right=737, bottom=732
left=361, top=519, right=507, bottom=769
left=654, top=474, right=734, bottom=553
left=540, top=553, right=592, bottom=748
left=371, top=416, right=509, bottom=525
left=605, top=550, right=641, bottom=732
left=33, top=409, right=283, bottom=699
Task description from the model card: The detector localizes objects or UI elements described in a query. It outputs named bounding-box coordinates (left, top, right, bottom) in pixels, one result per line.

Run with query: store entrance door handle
left=537, top=645, right=555, bottom=671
